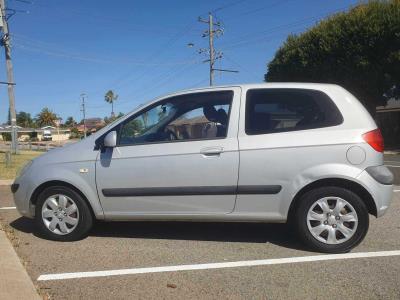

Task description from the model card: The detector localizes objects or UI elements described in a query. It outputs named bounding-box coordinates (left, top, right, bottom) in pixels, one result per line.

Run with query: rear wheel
left=295, top=186, right=369, bottom=253
left=35, top=186, right=93, bottom=241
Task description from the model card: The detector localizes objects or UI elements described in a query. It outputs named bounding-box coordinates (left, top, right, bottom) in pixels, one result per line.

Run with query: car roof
left=177, top=82, right=341, bottom=94
left=125, top=83, right=342, bottom=115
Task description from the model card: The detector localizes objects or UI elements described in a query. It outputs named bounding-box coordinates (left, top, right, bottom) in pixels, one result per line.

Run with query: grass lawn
left=0, top=150, right=44, bottom=180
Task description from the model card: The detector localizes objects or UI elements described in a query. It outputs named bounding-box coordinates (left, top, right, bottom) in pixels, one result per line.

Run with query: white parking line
left=0, top=206, right=16, bottom=210
left=37, top=250, right=400, bottom=281
left=385, top=165, right=400, bottom=168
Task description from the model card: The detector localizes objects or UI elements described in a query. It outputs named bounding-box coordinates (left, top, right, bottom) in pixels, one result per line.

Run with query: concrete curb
left=384, top=151, right=400, bottom=155
left=0, top=227, right=41, bottom=299
left=0, top=179, right=13, bottom=186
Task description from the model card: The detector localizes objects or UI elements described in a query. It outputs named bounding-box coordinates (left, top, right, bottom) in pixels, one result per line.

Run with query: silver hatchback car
left=12, top=83, right=394, bottom=253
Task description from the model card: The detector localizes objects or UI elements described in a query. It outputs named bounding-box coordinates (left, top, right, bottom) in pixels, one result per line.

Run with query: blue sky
left=0, top=0, right=360, bottom=123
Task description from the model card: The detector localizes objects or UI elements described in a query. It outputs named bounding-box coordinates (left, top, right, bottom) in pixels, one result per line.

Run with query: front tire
left=35, top=186, right=93, bottom=241
left=295, top=186, right=369, bottom=253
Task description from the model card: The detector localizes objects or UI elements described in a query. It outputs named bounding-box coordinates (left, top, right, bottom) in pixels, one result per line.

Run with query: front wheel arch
left=30, top=180, right=95, bottom=219
left=287, top=178, right=377, bottom=223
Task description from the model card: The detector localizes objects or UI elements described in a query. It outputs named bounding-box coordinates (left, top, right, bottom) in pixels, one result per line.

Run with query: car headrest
left=203, top=105, right=218, bottom=122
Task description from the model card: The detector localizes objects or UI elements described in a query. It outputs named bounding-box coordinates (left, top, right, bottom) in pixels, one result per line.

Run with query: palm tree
left=36, top=107, right=58, bottom=127
left=65, top=116, right=76, bottom=128
left=104, top=90, right=118, bottom=117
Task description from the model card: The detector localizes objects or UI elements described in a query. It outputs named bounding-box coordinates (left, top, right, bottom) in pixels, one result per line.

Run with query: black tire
left=294, top=186, right=369, bottom=253
left=35, top=186, right=93, bottom=241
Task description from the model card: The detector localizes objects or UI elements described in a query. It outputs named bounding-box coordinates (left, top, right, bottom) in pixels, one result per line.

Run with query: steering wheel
left=164, top=129, right=178, bottom=141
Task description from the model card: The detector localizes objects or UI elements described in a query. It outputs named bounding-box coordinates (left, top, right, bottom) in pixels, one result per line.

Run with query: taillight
left=362, top=129, right=384, bottom=152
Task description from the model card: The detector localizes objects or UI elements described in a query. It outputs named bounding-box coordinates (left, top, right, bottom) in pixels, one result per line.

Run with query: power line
left=220, top=6, right=349, bottom=50
left=187, top=76, right=211, bottom=89
left=211, top=0, right=251, bottom=13
left=28, top=1, right=188, bottom=35
left=223, top=0, right=292, bottom=19
left=12, top=36, right=200, bottom=66
left=120, top=62, right=203, bottom=106
left=94, top=22, right=200, bottom=95
left=9, top=0, right=32, bottom=4
left=222, top=25, right=306, bottom=51
left=223, top=53, right=260, bottom=81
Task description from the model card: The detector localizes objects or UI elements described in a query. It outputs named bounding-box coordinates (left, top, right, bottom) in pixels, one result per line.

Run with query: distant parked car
left=42, top=130, right=52, bottom=141
left=12, top=83, right=393, bottom=253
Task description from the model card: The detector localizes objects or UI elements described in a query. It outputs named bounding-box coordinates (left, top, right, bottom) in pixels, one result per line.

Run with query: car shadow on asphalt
left=10, top=217, right=309, bottom=251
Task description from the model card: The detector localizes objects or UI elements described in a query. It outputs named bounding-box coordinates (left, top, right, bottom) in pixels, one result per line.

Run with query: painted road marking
left=0, top=206, right=16, bottom=210
left=37, top=250, right=400, bottom=281
left=385, top=165, right=400, bottom=168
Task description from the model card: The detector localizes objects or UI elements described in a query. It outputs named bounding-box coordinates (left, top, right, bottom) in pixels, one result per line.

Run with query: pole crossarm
left=0, top=80, right=15, bottom=85
left=213, top=68, right=239, bottom=73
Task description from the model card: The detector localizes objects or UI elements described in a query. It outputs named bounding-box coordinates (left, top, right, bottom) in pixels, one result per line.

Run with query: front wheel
left=295, top=186, right=369, bottom=253
left=35, top=186, right=93, bottom=241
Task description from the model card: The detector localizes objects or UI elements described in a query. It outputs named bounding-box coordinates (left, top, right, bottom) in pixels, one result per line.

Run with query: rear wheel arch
left=30, top=180, right=95, bottom=218
left=287, top=178, right=377, bottom=221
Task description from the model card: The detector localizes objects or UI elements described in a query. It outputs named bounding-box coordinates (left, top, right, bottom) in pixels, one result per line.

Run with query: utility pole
left=0, top=0, right=18, bottom=153
left=208, top=13, right=214, bottom=86
left=80, top=93, right=87, bottom=138
left=198, top=13, right=237, bottom=86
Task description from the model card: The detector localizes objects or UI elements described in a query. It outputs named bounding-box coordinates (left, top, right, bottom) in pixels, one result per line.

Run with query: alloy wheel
left=41, top=194, right=79, bottom=235
left=306, top=197, right=358, bottom=244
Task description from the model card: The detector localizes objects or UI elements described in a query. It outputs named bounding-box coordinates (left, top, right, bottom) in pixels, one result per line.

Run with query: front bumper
left=12, top=177, right=35, bottom=218
left=357, top=167, right=394, bottom=218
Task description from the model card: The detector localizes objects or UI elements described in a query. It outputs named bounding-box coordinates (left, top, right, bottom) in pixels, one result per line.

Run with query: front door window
left=118, top=91, right=233, bottom=146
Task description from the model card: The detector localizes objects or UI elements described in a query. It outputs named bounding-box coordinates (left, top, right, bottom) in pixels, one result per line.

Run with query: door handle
left=200, top=146, right=224, bottom=156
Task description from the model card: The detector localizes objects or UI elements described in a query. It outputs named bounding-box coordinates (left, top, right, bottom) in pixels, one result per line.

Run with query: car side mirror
left=103, top=131, right=117, bottom=148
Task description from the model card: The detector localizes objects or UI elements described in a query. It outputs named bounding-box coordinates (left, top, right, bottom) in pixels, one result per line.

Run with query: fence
left=0, top=141, right=63, bottom=152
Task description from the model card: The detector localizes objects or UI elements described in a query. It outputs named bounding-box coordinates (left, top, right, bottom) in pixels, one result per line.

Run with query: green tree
left=1, top=132, right=11, bottom=141
left=16, top=111, right=33, bottom=128
left=65, top=116, right=77, bottom=128
left=122, top=119, right=144, bottom=136
left=104, top=112, right=124, bottom=125
left=36, top=107, right=58, bottom=127
left=265, top=0, right=400, bottom=114
left=104, top=90, right=118, bottom=117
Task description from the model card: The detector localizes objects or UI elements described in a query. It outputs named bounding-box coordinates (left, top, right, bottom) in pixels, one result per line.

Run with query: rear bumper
left=366, top=165, right=394, bottom=185
left=357, top=167, right=394, bottom=218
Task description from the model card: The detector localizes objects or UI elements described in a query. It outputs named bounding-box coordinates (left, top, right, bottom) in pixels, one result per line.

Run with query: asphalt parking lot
left=0, top=183, right=400, bottom=299
left=1, top=154, right=399, bottom=299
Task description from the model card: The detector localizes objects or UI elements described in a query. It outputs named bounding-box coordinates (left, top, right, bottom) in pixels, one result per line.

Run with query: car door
left=95, top=88, right=241, bottom=218
left=236, top=87, right=345, bottom=220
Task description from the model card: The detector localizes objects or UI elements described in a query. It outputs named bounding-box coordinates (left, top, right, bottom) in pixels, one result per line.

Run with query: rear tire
left=35, top=186, right=93, bottom=241
left=295, top=186, right=369, bottom=253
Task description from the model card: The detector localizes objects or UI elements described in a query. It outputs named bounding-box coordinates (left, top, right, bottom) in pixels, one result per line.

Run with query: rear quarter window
left=245, top=88, right=343, bottom=135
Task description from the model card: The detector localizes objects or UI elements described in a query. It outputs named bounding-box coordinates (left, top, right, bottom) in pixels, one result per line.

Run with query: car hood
left=34, top=136, right=99, bottom=165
